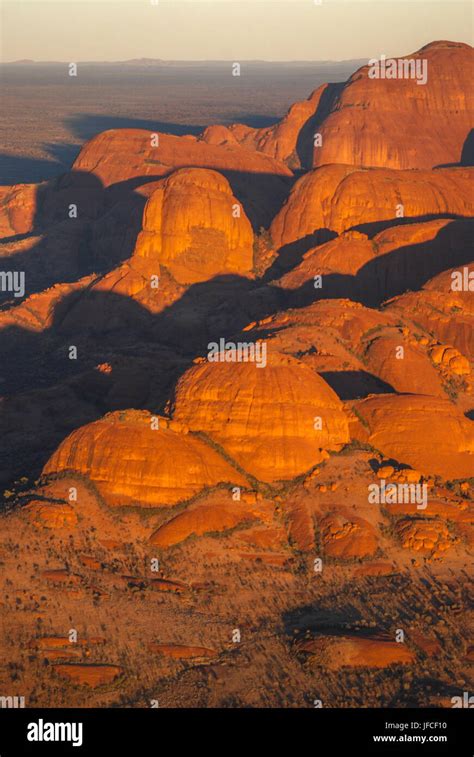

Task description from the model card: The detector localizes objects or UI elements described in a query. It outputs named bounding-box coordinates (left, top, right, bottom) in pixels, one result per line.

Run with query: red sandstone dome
left=276, top=218, right=473, bottom=305
left=311, top=42, right=474, bottom=170
left=353, top=394, right=474, bottom=479
left=71, top=128, right=293, bottom=187
left=219, top=42, right=473, bottom=171
left=386, top=267, right=474, bottom=359
left=171, top=351, right=350, bottom=483
left=0, top=37, right=473, bottom=710
left=42, top=410, right=247, bottom=507
left=270, top=164, right=473, bottom=250
left=133, top=168, right=254, bottom=284
left=363, top=335, right=446, bottom=397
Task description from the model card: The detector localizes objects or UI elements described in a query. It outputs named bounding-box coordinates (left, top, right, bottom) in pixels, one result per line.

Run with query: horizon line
left=1, top=57, right=368, bottom=65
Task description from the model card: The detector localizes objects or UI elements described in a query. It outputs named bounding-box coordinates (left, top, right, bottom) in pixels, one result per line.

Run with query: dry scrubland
left=0, top=61, right=360, bottom=185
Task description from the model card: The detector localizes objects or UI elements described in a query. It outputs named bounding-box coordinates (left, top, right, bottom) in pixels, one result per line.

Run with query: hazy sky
left=1, top=0, right=472, bottom=62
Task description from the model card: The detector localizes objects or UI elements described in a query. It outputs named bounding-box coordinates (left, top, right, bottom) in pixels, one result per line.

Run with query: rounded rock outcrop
left=353, top=395, right=474, bottom=479
left=312, top=41, right=474, bottom=170
left=270, top=165, right=473, bottom=250
left=172, top=351, right=350, bottom=483
left=42, top=410, right=247, bottom=507
left=133, top=168, right=254, bottom=284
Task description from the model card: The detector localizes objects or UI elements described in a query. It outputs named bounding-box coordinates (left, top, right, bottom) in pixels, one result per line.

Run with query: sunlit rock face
left=311, top=41, right=474, bottom=170
left=43, top=410, right=247, bottom=507
left=219, top=43, right=473, bottom=171
left=270, top=164, right=473, bottom=250
left=133, top=168, right=254, bottom=285
left=353, top=394, right=474, bottom=479
left=72, top=128, right=293, bottom=187
left=1, top=39, right=473, bottom=709
left=172, top=351, right=350, bottom=483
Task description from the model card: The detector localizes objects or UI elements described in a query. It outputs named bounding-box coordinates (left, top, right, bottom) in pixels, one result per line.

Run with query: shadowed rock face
left=269, top=164, right=473, bottom=251
left=0, top=39, right=473, bottom=709
left=220, top=84, right=331, bottom=167
left=386, top=266, right=474, bottom=359
left=275, top=218, right=473, bottom=305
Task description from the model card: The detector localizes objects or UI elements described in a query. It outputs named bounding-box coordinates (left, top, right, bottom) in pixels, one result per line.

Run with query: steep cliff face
left=133, top=168, right=254, bottom=284
left=222, top=84, right=330, bottom=167
left=311, top=41, right=474, bottom=170
left=1, top=40, right=473, bottom=709
left=215, top=42, right=473, bottom=171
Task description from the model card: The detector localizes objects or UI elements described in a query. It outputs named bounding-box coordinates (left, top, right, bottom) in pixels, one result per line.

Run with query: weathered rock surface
left=225, top=85, right=329, bottom=167
left=0, top=183, right=38, bottom=236
left=72, top=128, right=293, bottom=188
left=133, top=168, right=254, bottom=284
left=150, top=496, right=273, bottom=547
left=23, top=501, right=78, bottom=529
left=319, top=510, right=378, bottom=559
left=395, top=518, right=455, bottom=557
left=43, top=410, right=247, bottom=507
left=148, top=643, right=217, bottom=659
left=311, top=41, right=474, bottom=170
left=353, top=395, right=474, bottom=479
left=0, top=38, right=472, bottom=711
left=270, top=165, right=473, bottom=251
left=297, top=635, right=416, bottom=669
left=53, top=664, right=122, bottom=687
left=386, top=268, right=474, bottom=359
left=172, top=351, right=350, bottom=482
left=363, top=336, right=446, bottom=397
left=275, top=218, right=473, bottom=305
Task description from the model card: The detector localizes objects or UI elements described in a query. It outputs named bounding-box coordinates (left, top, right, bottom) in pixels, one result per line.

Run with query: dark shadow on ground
left=0, top=166, right=294, bottom=302
left=65, top=113, right=205, bottom=142
left=66, top=113, right=281, bottom=143
left=0, top=114, right=281, bottom=185
left=0, top=152, right=72, bottom=186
